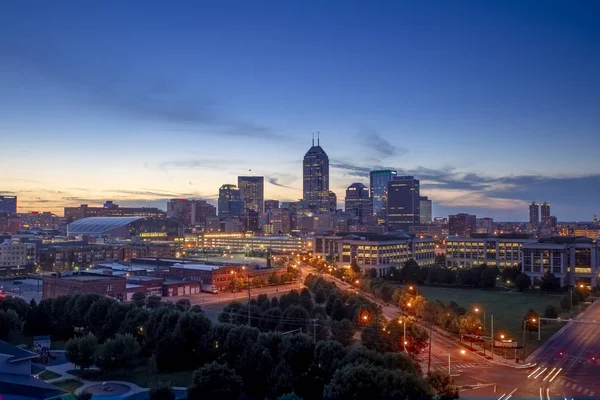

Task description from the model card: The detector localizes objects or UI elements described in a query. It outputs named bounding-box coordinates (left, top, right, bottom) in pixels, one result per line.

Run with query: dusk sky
left=1, top=1, right=599, bottom=221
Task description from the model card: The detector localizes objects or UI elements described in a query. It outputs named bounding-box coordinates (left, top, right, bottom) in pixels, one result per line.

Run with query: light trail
left=534, top=367, right=548, bottom=379
left=546, top=388, right=551, bottom=400
left=543, top=367, right=556, bottom=382
left=548, top=368, right=562, bottom=383
left=505, top=388, right=518, bottom=400
left=498, top=394, right=506, bottom=400
left=528, top=366, right=542, bottom=378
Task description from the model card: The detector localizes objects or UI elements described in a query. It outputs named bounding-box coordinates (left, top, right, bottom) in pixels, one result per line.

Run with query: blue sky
left=1, top=0, right=599, bottom=220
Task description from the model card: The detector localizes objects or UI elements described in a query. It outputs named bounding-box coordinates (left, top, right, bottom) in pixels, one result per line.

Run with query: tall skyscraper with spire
left=303, top=133, right=330, bottom=212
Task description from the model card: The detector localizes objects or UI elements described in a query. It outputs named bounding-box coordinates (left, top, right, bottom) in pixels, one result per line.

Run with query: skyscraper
left=369, top=170, right=397, bottom=224
left=191, top=200, right=216, bottom=225
left=387, top=176, right=420, bottom=231
left=419, top=196, right=432, bottom=224
left=541, top=202, right=551, bottom=226
left=238, top=176, right=264, bottom=214
left=328, top=191, right=337, bottom=212
left=218, top=184, right=243, bottom=218
left=303, top=135, right=329, bottom=212
left=345, top=183, right=372, bottom=223
left=264, top=200, right=280, bottom=213
left=167, top=199, right=193, bottom=225
left=529, top=202, right=540, bottom=227
left=0, top=196, right=17, bottom=214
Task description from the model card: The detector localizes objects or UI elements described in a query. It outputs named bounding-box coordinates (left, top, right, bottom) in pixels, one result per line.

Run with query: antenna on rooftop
left=317, top=130, right=320, bottom=145
left=312, top=131, right=314, bottom=146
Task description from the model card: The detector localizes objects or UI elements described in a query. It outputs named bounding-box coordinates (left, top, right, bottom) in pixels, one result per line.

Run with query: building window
left=107, top=285, right=114, bottom=292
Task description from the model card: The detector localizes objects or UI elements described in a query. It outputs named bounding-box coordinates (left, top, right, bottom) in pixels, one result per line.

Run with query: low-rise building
left=0, top=239, right=35, bottom=276
left=522, top=236, right=599, bottom=287
left=200, top=232, right=308, bottom=254
left=445, top=234, right=529, bottom=269
left=314, top=232, right=435, bottom=276
left=42, top=272, right=127, bottom=300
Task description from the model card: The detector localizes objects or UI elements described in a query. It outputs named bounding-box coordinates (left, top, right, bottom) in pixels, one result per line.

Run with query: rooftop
left=67, top=216, right=145, bottom=234
left=46, top=274, right=122, bottom=281
left=536, top=236, right=595, bottom=244
left=171, top=263, right=220, bottom=271
left=0, top=372, right=66, bottom=399
left=0, top=341, right=38, bottom=362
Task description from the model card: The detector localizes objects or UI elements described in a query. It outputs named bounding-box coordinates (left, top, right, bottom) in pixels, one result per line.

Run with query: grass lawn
left=69, top=366, right=193, bottom=388
left=414, top=286, right=566, bottom=339
left=53, top=378, right=84, bottom=394
left=38, top=369, right=62, bottom=380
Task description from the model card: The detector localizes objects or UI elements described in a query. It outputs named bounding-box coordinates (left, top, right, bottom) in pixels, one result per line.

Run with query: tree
left=187, top=362, right=242, bottom=400
left=131, top=292, right=146, bottom=308
left=427, top=371, right=459, bottom=400
left=276, top=393, right=304, bottom=400
left=515, top=273, right=531, bottom=291
left=0, top=309, right=21, bottom=340
left=544, top=304, right=559, bottom=319
left=279, top=306, right=310, bottom=333
left=146, top=295, right=162, bottom=309
left=331, top=319, right=354, bottom=346
left=478, top=267, right=499, bottom=288
left=75, top=392, right=92, bottom=400
left=0, top=296, right=29, bottom=319
left=77, top=333, right=98, bottom=370
left=94, top=333, right=140, bottom=373
left=502, top=266, right=521, bottom=284
left=148, top=382, right=176, bottom=400
left=540, top=272, right=561, bottom=292
left=330, top=298, right=346, bottom=321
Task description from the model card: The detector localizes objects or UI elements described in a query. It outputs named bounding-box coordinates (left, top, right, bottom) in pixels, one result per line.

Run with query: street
left=175, top=281, right=305, bottom=306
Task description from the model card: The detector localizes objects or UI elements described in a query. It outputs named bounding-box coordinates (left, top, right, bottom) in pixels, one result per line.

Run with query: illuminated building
left=238, top=176, right=264, bottom=214
left=345, top=183, right=372, bottom=223
left=0, top=196, right=17, bottom=213
left=541, top=202, right=551, bottom=226
left=218, top=184, right=243, bottom=218
left=445, top=235, right=529, bottom=269
left=419, top=196, right=432, bottom=224
left=449, top=213, right=476, bottom=237
left=522, top=237, right=599, bottom=288
left=476, top=217, right=494, bottom=234
left=387, top=176, right=420, bottom=231
left=328, top=190, right=337, bottom=212
left=314, top=232, right=435, bottom=276
left=200, top=232, right=308, bottom=254
left=167, top=199, right=192, bottom=225
left=0, top=239, right=36, bottom=274
left=369, top=170, right=396, bottom=224
left=67, top=216, right=183, bottom=239
left=64, top=201, right=165, bottom=223
left=529, top=202, right=540, bottom=227
left=303, top=135, right=330, bottom=212
left=264, top=200, right=280, bottom=212
left=270, top=208, right=292, bottom=234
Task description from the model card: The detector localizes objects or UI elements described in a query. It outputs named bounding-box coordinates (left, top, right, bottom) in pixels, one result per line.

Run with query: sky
left=1, top=0, right=599, bottom=221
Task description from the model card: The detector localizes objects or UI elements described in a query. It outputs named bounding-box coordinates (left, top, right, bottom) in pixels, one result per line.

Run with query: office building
left=345, top=183, right=372, bottom=223
left=0, top=195, right=17, bottom=213
left=167, top=199, right=192, bottom=226
left=238, top=176, right=264, bottom=214
left=445, top=234, right=529, bottom=269
left=314, top=232, right=435, bottom=276
left=191, top=200, right=217, bottom=225
left=200, top=232, right=308, bottom=254
left=218, top=184, right=243, bottom=218
left=541, top=202, right=551, bottom=226
left=449, top=213, right=477, bottom=237
left=241, top=209, right=260, bottom=231
left=64, top=201, right=165, bottom=223
left=476, top=217, right=494, bottom=234
left=370, top=170, right=397, bottom=223
left=387, top=176, right=420, bottom=231
left=270, top=208, right=292, bottom=234
left=19, top=211, right=59, bottom=230
left=529, top=202, right=540, bottom=227
left=303, top=136, right=330, bottom=212
left=419, top=196, right=432, bottom=224
left=264, top=200, right=280, bottom=212
left=522, top=237, right=599, bottom=288
left=0, top=213, right=21, bottom=234
left=328, top=191, right=337, bottom=212
left=0, top=239, right=36, bottom=274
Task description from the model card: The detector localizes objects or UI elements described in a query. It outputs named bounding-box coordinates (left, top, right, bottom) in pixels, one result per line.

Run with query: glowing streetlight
left=500, top=334, right=505, bottom=339
left=460, top=349, right=466, bottom=355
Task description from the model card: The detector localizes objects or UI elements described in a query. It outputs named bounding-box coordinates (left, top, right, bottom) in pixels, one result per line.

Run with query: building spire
left=317, top=130, right=320, bottom=146
left=312, top=131, right=314, bottom=146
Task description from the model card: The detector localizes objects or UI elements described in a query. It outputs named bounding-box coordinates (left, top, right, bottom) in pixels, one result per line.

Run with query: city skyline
left=2, top=1, right=599, bottom=220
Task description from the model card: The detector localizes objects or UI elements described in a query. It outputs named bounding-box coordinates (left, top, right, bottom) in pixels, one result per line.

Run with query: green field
left=415, top=286, right=564, bottom=340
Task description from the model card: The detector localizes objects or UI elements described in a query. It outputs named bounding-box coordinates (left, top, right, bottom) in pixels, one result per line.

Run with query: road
left=176, top=281, right=305, bottom=306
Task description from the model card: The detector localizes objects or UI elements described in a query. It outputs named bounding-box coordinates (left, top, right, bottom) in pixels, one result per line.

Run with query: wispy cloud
left=359, top=129, right=408, bottom=158
left=266, top=174, right=300, bottom=190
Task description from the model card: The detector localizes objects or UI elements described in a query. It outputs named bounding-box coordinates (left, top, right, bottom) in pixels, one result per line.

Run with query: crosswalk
left=557, top=379, right=595, bottom=397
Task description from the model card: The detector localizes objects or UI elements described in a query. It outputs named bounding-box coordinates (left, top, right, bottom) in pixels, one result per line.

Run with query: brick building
left=43, top=272, right=127, bottom=300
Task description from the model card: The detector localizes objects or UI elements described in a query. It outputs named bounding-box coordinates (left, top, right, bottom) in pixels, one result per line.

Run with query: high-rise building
left=529, top=202, right=540, bottom=227
left=541, top=202, right=551, bottom=226
left=328, top=191, right=337, bottom=212
left=167, top=199, right=193, bottom=226
left=448, top=213, right=477, bottom=236
left=218, top=185, right=243, bottom=218
left=370, top=170, right=397, bottom=224
left=345, top=183, right=372, bottom=223
left=419, top=196, right=432, bottom=224
left=191, top=200, right=216, bottom=225
left=238, top=176, right=264, bottom=215
left=271, top=208, right=292, bottom=234
left=264, top=200, right=280, bottom=212
left=303, top=136, right=329, bottom=212
left=0, top=196, right=17, bottom=214
left=387, top=176, right=420, bottom=231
